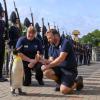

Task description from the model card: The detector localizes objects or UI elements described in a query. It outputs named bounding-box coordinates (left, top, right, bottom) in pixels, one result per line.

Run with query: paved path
left=0, top=62, right=100, bottom=100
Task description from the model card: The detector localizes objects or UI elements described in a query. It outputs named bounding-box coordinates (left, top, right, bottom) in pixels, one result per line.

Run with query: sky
left=0, top=0, right=100, bottom=37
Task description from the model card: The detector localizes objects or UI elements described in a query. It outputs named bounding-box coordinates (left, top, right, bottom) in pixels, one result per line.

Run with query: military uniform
left=0, top=2, right=8, bottom=81
left=9, top=11, right=20, bottom=49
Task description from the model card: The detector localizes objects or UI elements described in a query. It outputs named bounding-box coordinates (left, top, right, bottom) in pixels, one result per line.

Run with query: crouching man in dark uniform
left=16, top=26, right=44, bottom=86
left=41, top=29, right=83, bottom=94
left=0, top=2, right=8, bottom=82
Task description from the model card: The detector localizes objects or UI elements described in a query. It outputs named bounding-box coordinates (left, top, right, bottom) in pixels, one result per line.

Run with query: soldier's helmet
left=24, top=17, right=31, bottom=28
left=0, top=2, right=4, bottom=15
left=35, top=22, right=41, bottom=32
left=10, top=11, right=17, bottom=24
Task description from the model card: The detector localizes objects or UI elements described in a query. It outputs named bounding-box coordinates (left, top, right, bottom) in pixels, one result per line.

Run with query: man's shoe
left=76, top=76, right=84, bottom=91
left=37, top=80, right=44, bottom=85
left=54, top=84, right=60, bottom=91
left=0, top=77, right=8, bottom=82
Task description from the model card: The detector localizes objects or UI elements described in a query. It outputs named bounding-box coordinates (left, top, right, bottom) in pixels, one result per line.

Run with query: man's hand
left=28, top=59, right=37, bottom=68
left=35, top=51, right=41, bottom=62
left=41, top=65, right=50, bottom=71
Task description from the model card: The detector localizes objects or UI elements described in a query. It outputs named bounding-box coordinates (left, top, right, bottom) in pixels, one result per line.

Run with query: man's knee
left=60, top=84, right=72, bottom=94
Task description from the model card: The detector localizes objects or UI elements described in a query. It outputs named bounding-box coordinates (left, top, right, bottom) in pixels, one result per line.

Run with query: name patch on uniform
left=24, top=45, right=28, bottom=48
left=59, top=45, right=61, bottom=49
left=34, top=45, right=38, bottom=49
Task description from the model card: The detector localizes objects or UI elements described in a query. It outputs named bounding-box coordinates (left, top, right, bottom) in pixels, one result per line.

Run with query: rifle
left=13, top=0, right=22, bottom=32
left=42, top=18, right=47, bottom=43
left=41, top=18, right=49, bottom=59
left=42, top=18, right=45, bottom=39
left=57, top=26, right=59, bottom=32
left=48, top=22, right=50, bottom=30
left=54, top=22, right=56, bottom=29
left=3, top=0, right=9, bottom=40
left=30, top=8, right=34, bottom=27
left=3, top=0, right=9, bottom=76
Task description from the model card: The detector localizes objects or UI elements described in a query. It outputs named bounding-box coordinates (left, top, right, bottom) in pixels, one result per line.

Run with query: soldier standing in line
left=8, top=11, right=21, bottom=76
left=79, top=44, right=83, bottom=66
left=83, top=44, right=87, bottom=65
left=42, top=18, right=49, bottom=59
left=35, top=22, right=43, bottom=43
left=23, top=17, right=31, bottom=35
left=9, top=11, right=20, bottom=49
left=0, top=2, right=8, bottom=82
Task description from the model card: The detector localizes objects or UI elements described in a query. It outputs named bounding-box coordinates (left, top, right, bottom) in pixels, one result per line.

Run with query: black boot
left=54, top=80, right=61, bottom=91
left=76, top=76, right=84, bottom=91
left=54, top=84, right=60, bottom=91
left=35, top=63, right=44, bottom=85
left=37, top=79, right=44, bottom=85
left=0, top=76, right=8, bottom=82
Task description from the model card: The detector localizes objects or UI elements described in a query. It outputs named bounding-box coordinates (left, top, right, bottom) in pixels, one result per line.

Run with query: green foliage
left=21, top=24, right=27, bottom=36
left=80, top=29, right=100, bottom=47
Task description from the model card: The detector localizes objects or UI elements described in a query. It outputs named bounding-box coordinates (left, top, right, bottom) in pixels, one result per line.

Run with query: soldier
left=86, top=44, right=92, bottom=65
left=79, top=44, right=84, bottom=65
left=83, top=44, right=87, bottom=65
left=23, top=17, right=31, bottom=35
left=0, top=2, right=8, bottom=82
left=9, top=11, right=20, bottom=49
left=35, top=22, right=43, bottom=43
left=8, top=11, right=21, bottom=77
left=42, top=18, right=49, bottom=59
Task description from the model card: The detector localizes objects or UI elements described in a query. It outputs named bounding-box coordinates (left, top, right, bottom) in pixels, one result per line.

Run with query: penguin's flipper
left=9, top=57, right=14, bottom=86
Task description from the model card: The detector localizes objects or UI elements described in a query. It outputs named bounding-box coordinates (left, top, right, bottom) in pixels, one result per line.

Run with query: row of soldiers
left=73, top=41, right=92, bottom=66
left=0, top=1, right=50, bottom=81
left=0, top=1, right=92, bottom=82
left=61, top=34, right=92, bottom=66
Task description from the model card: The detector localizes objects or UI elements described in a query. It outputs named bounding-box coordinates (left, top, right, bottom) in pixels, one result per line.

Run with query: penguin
left=10, top=49, right=26, bottom=96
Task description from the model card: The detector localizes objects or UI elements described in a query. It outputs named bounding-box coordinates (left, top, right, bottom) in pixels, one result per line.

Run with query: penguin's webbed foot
left=18, top=88, right=26, bottom=95
left=11, top=90, right=18, bottom=96
left=18, top=91, right=27, bottom=95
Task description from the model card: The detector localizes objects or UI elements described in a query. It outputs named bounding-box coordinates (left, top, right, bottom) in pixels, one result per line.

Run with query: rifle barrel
left=30, top=8, right=34, bottom=27
left=13, top=0, right=22, bottom=32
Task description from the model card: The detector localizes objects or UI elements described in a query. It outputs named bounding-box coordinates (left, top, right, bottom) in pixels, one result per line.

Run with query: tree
left=80, top=29, right=100, bottom=47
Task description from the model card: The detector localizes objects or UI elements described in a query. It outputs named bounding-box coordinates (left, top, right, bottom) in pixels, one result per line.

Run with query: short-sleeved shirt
left=49, top=44, right=60, bottom=59
left=49, top=38, right=77, bottom=73
left=16, top=36, right=43, bottom=65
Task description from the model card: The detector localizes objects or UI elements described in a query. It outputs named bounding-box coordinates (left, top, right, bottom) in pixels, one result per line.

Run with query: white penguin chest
left=12, top=57, right=24, bottom=74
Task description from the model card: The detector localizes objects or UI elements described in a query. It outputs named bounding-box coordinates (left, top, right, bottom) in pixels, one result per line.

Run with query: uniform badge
left=24, top=45, right=28, bottom=48
left=59, top=45, right=61, bottom=49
